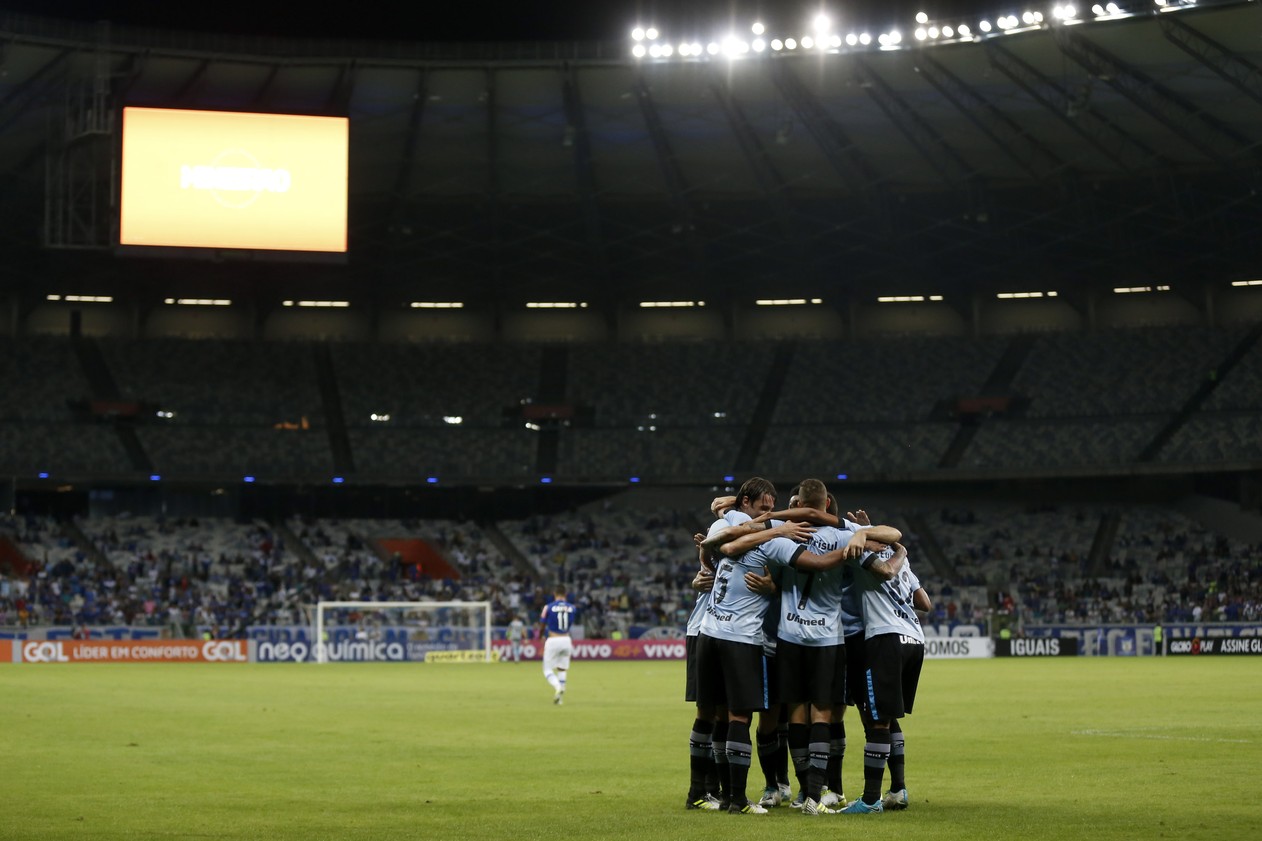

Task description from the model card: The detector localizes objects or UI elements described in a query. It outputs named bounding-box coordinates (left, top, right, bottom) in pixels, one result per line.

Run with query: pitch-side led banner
left=15, top=639, right=248, bottom=664
left=120, top=107, right=348, bottom=253
left=490, top=639, right=687, bottom=661
left=924, top=636, right=993, bottom=659
left=0, top=640, right=11, bottom=663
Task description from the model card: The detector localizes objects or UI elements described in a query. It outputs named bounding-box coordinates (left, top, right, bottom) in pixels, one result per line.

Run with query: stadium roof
left=0, top=1, right=1260, bottom=312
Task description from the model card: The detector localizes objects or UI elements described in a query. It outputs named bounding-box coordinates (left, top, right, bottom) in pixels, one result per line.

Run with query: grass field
left=2, top=657, right=1260, bottom=841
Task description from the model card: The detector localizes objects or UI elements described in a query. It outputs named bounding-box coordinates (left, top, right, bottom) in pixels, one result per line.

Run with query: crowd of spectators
left=2, top=500, right=1260, bottom=639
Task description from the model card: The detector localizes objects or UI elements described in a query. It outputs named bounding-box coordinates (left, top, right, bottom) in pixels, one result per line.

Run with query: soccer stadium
left=1, top=0, right=1260, bottom=838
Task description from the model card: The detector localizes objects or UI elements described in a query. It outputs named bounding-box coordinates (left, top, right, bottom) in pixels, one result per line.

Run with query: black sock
left=788, top=722, right=810, bottom=794
left=889, top=721, right=906, bottom=792
left=776, top=719, right=791, bottom=787
left=713, top=720, right=729, bottom=801
left=689, top=718, right=714, bottom=800
left=808, top=722, right=830, bottom=801
left=726, top=720, right=753, bottom=808
left=828, top=721, right=845, bottom=794
left=862, top=729, right=892, bottom=805
left=756, top=729, right=779, bottom=790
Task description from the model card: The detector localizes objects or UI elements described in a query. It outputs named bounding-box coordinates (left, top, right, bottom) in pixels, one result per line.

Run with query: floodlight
left=1022, top=11, right=1036, bottom=24
left=846, top=33, right=858, bottom=45
left=661, top=44, right=673, bottom=57
left=753, top=38, right=767, bottom=51
left=707, top=42, right=721, bottom=54
left=786, top=37, right=798, bottom=49
left=929, top=26, right=940, bottom=38
left=632, top=44, right=646, bottom=58
left=802, top=35, right=815, bottom=49
left=648, top=44, right=662, bottom=57
left=771, top=38, right=784, bottom=50
left=859, top=32, right=872, bottom=45
left=916, top=12, right=929, bottom=24
left=813, top=14, right=831, bottom=32
left=1091, top=4, right=1105, bottom=13
left=916, top=27, right=928, bottom=40
left=1106, top=3, right=1120, bottom=12
left=632, top=27, right=645, bottom=41
left=752, top=21, right=765, bottom=35
left=829, top=34, right=842, bottom=47
left=646, top=27, right=659, bottom=39
left=980, top=20, right=993, bottom=31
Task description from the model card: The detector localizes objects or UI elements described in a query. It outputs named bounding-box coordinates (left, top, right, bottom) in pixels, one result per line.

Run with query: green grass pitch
left=2, top=657, right=1260, bottom=840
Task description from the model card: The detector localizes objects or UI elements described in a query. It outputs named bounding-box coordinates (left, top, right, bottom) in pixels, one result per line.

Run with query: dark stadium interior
left=1, top=1, right=1260, bottom=637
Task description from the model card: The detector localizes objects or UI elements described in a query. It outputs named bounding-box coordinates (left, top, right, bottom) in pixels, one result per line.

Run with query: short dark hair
left=736, top=476, right=777, bottom=509
left=797, top=478, right=828, bottom=509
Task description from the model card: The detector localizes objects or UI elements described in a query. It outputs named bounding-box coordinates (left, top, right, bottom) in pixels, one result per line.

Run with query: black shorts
left=856, top=633, right=924, bottom=722
left=685, top=634, right=699, bottom=702
left=696, top=633, right=772, bottom=713
left=776, top=639, right=842, bottom=709
left=843, top=632, right=866, bottom=708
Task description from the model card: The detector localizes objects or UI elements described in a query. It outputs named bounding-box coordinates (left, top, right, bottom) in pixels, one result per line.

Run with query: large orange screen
left=120, top=107, right=348, bottom=252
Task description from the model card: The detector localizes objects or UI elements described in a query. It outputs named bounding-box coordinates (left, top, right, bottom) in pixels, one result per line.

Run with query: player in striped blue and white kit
left=538, top=586, right=577, bottom=705
left=840, top=537, right=932, bottom=814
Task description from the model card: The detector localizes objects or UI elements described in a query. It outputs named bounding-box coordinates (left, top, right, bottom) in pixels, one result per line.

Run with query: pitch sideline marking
left=1072, top=729, right=1252, bottom=744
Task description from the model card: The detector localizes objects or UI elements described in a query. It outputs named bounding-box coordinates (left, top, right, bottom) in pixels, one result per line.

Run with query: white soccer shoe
left=553, top=689, right=565, bottom=705
left=820, top=788, right=846, bottom=808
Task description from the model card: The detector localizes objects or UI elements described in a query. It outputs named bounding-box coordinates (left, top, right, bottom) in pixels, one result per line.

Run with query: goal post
left=314, top=600, right=492, bottom=663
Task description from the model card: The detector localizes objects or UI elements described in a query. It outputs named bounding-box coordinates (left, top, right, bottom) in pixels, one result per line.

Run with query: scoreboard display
left=119, top=107, right=348, bottom=254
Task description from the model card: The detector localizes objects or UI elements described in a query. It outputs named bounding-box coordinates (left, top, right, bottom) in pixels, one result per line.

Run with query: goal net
left=313, top=601, right=492, bottom=663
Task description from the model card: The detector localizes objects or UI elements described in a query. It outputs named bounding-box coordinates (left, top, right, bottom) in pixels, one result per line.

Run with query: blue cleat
left=840, top=798, right=884, bottom=814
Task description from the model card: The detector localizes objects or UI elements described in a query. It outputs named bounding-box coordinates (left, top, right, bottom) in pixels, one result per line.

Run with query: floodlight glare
left=707, top=42, right=721, bottom=54
left=1106, top=3, right=1120, bottom=12
left=1064, top=4, right=1077, bottom=15
left=813, top=14, right=831, bottom=32
left=801, top=35, right=815, bottom=49
left=786, top=37, right=798, bottom=49
left=829, top=34, right=842, bottom=47
left=753, top=38, right=767, bottom=51
left=648, top=44, right=662, bottom=57
left=646, top=26, right=659, bottom=39
left=1091, top=4, right=1105, bottom=13
left=928, top=26, right=940, bottom=38
left=916, top=27, right=928, bottom=40
left=958, top=23, right=970, bottom=35
left=942, top=25, right=954, bottom=37
left=632, top=27, right=645, bottom=40
left=752, top=21, right=765, bottom=35
left=916, top=12, right=929, bottom=24
left=859, top=32, right=872, bottom=45
left=691, top=42, right=702, bottom=55
left=771, top=38, right=784, bottom=50
left=632, top=44, right=647, bottom=58
left=980, top=20, right=993, bottom=31
left=845, top=33, right=858, bottom=45
left=661, top=44, right=673, bottom=56
left=889, top=30, right=902, bottom=44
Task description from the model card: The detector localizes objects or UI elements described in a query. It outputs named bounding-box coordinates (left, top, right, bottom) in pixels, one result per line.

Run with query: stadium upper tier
left=0, top=326, right=1260, bottom=482
left=2, top=2, right=1262, bottom=301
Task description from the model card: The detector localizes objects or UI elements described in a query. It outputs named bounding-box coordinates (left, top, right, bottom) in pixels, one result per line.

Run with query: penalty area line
left=1072, top=729, right=1252, bottom=744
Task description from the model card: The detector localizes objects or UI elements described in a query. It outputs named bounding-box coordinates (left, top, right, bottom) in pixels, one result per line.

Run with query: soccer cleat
left=881, top=788, right=909, bottom=811
left=820, top=788, right=846, bottom=808
left=757, top=787, right=782, bottom=808
left=801, top=797, right=838, bottom=816
left=686, top=795, right=720, bottom=811
left=789, top=791, right=806, bottom=809
left=728, top=802, right=769, bottom=815
left=840, top=798, right=884, bottom=814
left=777, top=782, right=792, bottom=801
left=704, top=794, right=722, bottom=808
left=553, top=689, right=565, bottom=705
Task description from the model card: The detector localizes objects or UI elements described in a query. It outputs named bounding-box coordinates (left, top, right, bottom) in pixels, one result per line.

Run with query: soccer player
left=837, top=538, right=926, bottom=815
left=698, top=484, right=899, bottom=815
left=506, top=615, right=526, bottom=663
left=538, top=585, right=577, bottom=705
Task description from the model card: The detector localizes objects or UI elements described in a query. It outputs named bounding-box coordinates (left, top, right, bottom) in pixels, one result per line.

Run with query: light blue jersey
left=689, top=510, right=754, bottom=637
left=776, top=523, right=856, bottom=646
left=700, top=535, right=804, bottom=645
left=853, top=552, right=925, bottom=643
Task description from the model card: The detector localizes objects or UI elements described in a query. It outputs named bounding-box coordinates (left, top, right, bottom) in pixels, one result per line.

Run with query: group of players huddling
left=685, top=477, right=931, bottom=816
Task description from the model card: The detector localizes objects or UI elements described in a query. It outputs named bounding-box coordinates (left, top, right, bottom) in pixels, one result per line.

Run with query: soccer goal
left=313, top=601, right=492, bottom=663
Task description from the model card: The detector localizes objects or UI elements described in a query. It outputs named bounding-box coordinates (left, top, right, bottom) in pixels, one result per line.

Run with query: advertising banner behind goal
left=14, top=640, right=249, bottom=664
